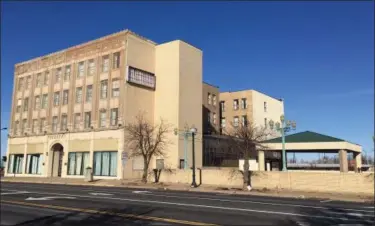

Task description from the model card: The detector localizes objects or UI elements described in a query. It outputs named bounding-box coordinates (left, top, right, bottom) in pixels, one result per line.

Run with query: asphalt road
left=1, top=182, right=374, bottom=226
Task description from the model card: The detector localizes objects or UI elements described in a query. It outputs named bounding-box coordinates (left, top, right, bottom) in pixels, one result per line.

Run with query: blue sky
left=1, top=2, right=374, bottom=160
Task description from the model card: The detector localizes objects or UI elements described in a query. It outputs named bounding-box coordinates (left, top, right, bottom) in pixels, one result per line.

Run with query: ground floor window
left=26, top=154, right=43, bottom=174
left=93, top=151, right=117, bottom=176
left=67, top=152, right=90, bottom=175
left=7, top=154, right=24, bottom=174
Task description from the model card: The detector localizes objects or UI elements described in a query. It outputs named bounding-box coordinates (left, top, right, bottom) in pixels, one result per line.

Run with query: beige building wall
left=202, top=82, right=220, bottom=134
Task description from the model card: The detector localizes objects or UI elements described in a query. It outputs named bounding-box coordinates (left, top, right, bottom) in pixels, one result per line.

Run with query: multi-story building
left=202, top=82, right=220, bottom=135
left=5, top=29, right=203, bottom=179
left=219, top=89, right=284, bottom=135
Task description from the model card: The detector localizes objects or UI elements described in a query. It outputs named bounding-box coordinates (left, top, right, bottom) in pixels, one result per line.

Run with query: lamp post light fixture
left=269, top=115, right=296, bottom=171
left=190, top=127, right=198, bottom=188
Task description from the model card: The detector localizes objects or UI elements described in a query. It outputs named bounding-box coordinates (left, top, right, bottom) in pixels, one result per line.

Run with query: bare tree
left=224, top=121, right=271, bottom=191
left=124, top=113, right=172, bottom=183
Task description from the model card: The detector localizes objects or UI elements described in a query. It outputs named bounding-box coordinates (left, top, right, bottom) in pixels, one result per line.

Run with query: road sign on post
left=122, top=151, right=128, bottom=160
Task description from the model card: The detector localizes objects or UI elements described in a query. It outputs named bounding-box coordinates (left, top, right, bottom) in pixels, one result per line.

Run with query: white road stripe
left=4, top=189, right=374, bottom=221
left=1, top=191, right=30, bottom=196
left=320, top=199, right=332, bottom=203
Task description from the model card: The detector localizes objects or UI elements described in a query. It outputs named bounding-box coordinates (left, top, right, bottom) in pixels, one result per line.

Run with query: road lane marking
left=320, top=199, right=332, bottom=203
left=89, top=193, right=113, bottom=196
left=25, top=196, right=76, bottom=201
left=2, top=186, right=374, bottom=214
left=4, top=190, right=374, bottom=221
left=0, top=191, right=30, bottom=196
left=1, top=200, right=218, bottom=226
left=133, top=191, right=151, bottom=194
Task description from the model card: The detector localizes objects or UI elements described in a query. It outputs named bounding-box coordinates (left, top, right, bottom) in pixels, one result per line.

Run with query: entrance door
left=51, top=143, right=64, bottom=177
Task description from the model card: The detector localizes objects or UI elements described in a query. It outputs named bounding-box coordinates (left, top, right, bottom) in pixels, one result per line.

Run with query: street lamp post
left=190, top=127, right=198, bottom=188
left=269, top=115, right=296, bottom=171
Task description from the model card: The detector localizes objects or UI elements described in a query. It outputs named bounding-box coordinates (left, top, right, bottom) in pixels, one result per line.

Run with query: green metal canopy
left=263, top=131, right=346, bottom=143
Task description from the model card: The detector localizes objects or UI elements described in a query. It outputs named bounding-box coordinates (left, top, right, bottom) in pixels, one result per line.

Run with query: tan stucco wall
left=157, top=169, right=374, bottom=195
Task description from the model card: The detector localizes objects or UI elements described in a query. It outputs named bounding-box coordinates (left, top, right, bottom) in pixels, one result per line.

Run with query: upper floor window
left=86, top=85, right=93, bottom=103
left=75, top=87, right=83, bottom=103
left=44, top=71, right=49, bottom=86
left=241, top=98, right=247, bottom=109
left=61, top=114, right=68, bottom=131
left=84, top=112, right=91, bottom=129
left=64, top=65, right=71, bottom=81
left=220, top=101, right=225, bottom=112
left=100, top=80, right=108, bottom=99
left=36, top=73, right=42, bottom=87
left=26, top=76, right=31, bottom=89
left=264, top=118, right=268, bottom=128
left=113, top=52, right=120, bottom=69
left=99, top=110, right=106, bottom=128
left=221, top=117, right=226, bottom=129
left=42, top=94, right=48, bottom=109
left=102, top=55, right=109, bottom=72
left=233, top=116, right=239, bottom=127
left=18, top=78, right=24, bottom=91
left=233, top=99, right=239, bottom=110
left=40, top=118, right=46, bottom=133
left=52, top=116, right=58, bottom=132
left=74, top=113, right=81, bottom=130
left=32, top=119, right=38, bottom=134
left=213, top=112, right=217, bottom=124
left=34, top=96, right=40, bottom=110
left=23, top=98, right=29, bottom=112
left=63, top=90, right=69, bottom=105
left=208, top=93, right=212, bottom=105
left=14, top=121, right=19, bottom=135
left=207, top=110, right=211, bottom=123
left=53, top=92, right=60, bottom=106
left=21, top=119, right=27, bottom=134
left=264, top=101, right=267, bottom=112
left=112, top=79, right=120, bottom=97
left=88, top=59, right=95, bottom=76
left=241, top=115, right=248, bottom=126
left=110, top=108, right=118, bottom=126
left=55, top=68, right=62, bottom=84
left=77, top=62, right=85, bottom=78
left=16, top=99, right=22, bottom=113
left=213, top=95, right=217, bottom=106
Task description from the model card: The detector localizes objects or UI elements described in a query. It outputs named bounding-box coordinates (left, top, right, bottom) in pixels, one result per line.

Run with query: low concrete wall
left=156, top=168, right=374, bottom=195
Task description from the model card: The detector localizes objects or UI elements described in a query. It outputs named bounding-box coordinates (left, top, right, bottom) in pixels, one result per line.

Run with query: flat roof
left=220, top=89, right=283, bottom=102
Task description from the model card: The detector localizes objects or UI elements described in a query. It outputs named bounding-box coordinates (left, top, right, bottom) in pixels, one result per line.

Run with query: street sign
left=122, top=151, right=128, bottom=160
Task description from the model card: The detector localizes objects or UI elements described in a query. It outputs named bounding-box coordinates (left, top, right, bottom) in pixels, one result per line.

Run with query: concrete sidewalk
left=1, top=176, right=373, bottom=203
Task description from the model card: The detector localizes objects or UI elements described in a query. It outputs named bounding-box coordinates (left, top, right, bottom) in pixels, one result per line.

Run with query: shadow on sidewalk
left=13, top=206, right=160, bottom=226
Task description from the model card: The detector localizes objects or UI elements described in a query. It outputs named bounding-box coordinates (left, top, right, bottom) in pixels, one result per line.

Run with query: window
left=18, top=78, right=24, bottom=91
left=88, top=59, right=95, bottom=75
left=110, top=108, right=118, bottom=126
left=39, top=118, right=46, bottom=133
left=213, top=95, right=217, bottom=106
left=77, top=61, right=85, bottom=78
left=34, top=96, right=40, bottom=110
left=221, top=117, right=226, bottom=129
left=75, top=87, right=82, bottom=103
left=14, top=121, right=19, bottom=135
left=36, top=73, right=42, bottom=87
left=127, top=66, right=155, bottom=89
left=7, top=154, right=24, bottom=174
left=264, top=118, right=268, bottom=128
left=233, top=116, right=239, bottom=127
left=42, top=94, right=48, bottom=109
left=74, top=113, right=81, bottom=130
left=86, top=85, right=92, bottom=103
left=16, top=99, right=22, bottom=113
left=67, top=152, right=90, bottom=176
left=233, top=99, right=239, bottom=110
left=61, top=114, right=67, bottom=131
left=93, top=151, right=117, bottom=176
left=242, top=115, right=248, bottom=126
left=113, top=52, right=120, bottom=69
left=99, top=110, right=106, bottom=128
left=213, top=112, right=217, bottom=124
left=64, top=65, right=71, bottom=81
left=264, top=101, right=267, bottom=112
left=23, top=98, right=29, bottom=112
left=111, top=79, right=120, bottom=97
left=208, top=93, right=212, bottom=105
left=207, top=110, right=211, bottom=123
left=100, top=80, right=108, bottom=99
left=53, top=92, right=60, bottom=106
left=241, top=98, right=247, bottom=109
left=21, top=119, right=27, bottom=134
left=26, top=154, right=43, bottom=174
left=63, top=90, right=69, bottom=105
left=102, top=55, right=109, bottom=72
left=55, top=68, right=62, bottom=83
left=26, top=76, right=31, bottom=89
left=32, top=119, right=38, bottom=134
left=84, top=112, right=91, bottom=129
left=52, top=116, right=58, bottom=132
left=44, top=71, right=49, bottom=86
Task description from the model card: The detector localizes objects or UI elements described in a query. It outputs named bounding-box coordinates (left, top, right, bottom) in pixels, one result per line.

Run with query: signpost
left=121, top=151, right=128, bottom=180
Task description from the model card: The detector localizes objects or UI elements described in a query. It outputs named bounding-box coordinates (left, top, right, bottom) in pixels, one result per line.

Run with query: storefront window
left=93, top=151, right=117, bottom=176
